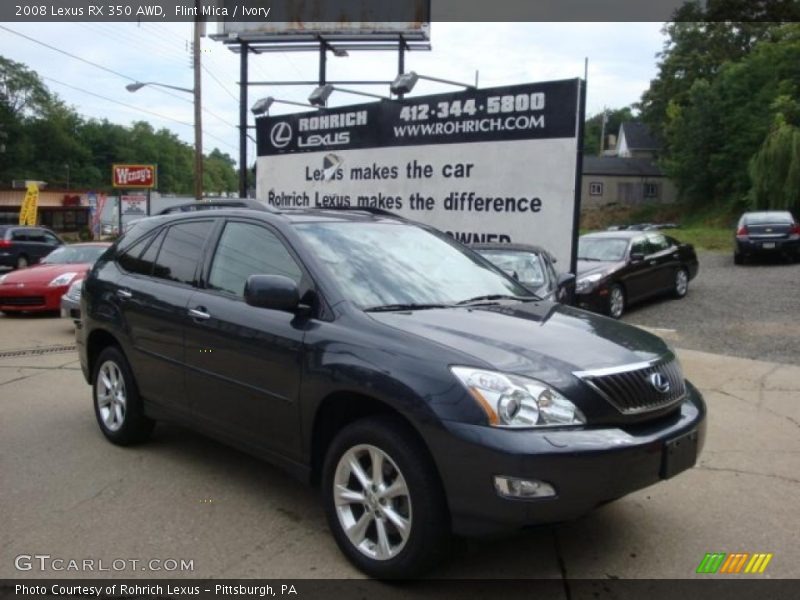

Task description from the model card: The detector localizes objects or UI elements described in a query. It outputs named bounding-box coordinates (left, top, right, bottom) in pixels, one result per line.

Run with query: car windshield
left=477, top=250, right=546, bottom=287
left=41, top=245, right=107, bottom=265
left=578, top=237, right=629, bottom=261
left=745, top=212, right=793, bottom=225
left=295, top=222, right=533, bottom=308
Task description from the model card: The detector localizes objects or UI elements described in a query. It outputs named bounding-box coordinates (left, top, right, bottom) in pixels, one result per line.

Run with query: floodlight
left=308, top=84, right=335, bottom=107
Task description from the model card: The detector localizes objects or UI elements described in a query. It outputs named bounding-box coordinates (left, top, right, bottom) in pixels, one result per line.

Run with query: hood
left=368, top=301, right=670, bottom=381
left=576, top=259, right=623, bottom=277
left=0, top=263, right=90, bottom=286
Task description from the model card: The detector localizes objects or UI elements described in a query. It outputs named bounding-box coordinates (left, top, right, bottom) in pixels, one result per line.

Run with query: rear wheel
left=93, top=346, right=154, bottom=445
left=607, top=284, right=625, bottom=319
left=15, top=255, right=28, bottom=269
left=673, top=268, right=689, bottom=298
left=322, top=416, right=449, bottom=578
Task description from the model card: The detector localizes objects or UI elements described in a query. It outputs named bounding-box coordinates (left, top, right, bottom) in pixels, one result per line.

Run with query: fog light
left=494, top=476, right=556, bottom=499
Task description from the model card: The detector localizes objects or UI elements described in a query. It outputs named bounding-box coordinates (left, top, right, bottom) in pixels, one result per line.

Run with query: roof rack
left=157, top=199, right=278, bottom=215
left=294, top=206, right=404, bottom=219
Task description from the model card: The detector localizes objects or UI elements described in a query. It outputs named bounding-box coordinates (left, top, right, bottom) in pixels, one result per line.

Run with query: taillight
left=791, top=223, right=800, bottom=235
left=736, top=226, right=748, bottom=237
left=0, top=240, right=11, bottom=248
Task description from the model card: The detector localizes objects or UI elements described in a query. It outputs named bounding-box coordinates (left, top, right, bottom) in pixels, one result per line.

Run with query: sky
left=0, top=22, right=667, bottom=167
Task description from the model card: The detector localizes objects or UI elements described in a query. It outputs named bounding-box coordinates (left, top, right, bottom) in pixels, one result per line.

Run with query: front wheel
left=607, top=284, right=625, bottom=319
left=322, top=416, right=449, bottom=578
left=93, top=346, right=154, bottom=445
left=673, top=268, right=689, bottom=298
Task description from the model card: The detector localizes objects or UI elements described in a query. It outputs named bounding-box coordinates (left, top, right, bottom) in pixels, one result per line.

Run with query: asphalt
left=0, top=314, right=798, bottom=584
left=621, top=251, right=800, bottom=366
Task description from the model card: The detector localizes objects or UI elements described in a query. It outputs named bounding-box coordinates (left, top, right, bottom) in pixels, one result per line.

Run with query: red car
left=0, top=243, right=110, bottom=314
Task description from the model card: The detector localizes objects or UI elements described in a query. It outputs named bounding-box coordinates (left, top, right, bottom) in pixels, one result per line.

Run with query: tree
left=749, top=97, right=800, bottom=213
left=583, top=106, right=635, bottom=155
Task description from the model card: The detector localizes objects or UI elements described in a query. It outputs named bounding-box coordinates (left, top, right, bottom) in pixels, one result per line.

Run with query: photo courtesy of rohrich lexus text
left=1, top=1, right=799, bottom=598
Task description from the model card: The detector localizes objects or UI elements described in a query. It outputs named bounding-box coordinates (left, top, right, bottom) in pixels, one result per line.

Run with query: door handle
left=117, top=288, right=133, bottom=299
left=188, top=307, right=211, bottom=320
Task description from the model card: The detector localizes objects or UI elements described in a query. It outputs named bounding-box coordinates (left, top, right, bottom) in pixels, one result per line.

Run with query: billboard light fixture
left=251, top=96, right=317, bottom=115
left=390, top=71, right=477, bottom=96
left=308, top=84, right=388, bottom=107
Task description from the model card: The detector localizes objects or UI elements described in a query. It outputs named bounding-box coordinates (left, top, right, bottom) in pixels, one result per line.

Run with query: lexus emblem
left=270, top=122, right=293, bottom=148
left=648, top=372, right=670, bottom=394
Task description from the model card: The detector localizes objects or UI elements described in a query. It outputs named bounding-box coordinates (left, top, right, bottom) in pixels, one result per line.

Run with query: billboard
left=216, top=0, right=429, bottom=40
left=112, top=164, right=157, bottom=189
left=255, top=79, right=584, bottom=268
left=121, top=194, right=148, bottom=215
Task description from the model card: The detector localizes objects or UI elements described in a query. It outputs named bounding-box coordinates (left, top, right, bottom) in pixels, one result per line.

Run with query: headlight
left=65, top=278, right=83, bottom=300
left=48, top=272, right=78, bottom=287
left=451, top=367, right=586, bottom=428
left=575, top=273, right=603, bottom=293
left=0, top=273, right=7, bottom=284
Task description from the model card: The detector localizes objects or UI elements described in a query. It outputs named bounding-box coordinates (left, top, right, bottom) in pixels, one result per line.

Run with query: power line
left=202, top=64, right=239, bottom=102
left=42, top=76, right=238, bottom=153
left=0, top=24, right=236, bottom=128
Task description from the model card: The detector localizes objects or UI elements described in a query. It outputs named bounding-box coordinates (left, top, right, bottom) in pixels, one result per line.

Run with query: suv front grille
left=575, top=356, right=686, bottom=415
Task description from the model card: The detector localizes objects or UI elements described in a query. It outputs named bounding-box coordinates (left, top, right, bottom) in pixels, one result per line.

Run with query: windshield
left=578, top=237, right=629, bottom=262
left=295, top=222, right=532, bottom=308
left=41, top=245, right=107, bottom=265
left=477, top=250, right=546, bottom=288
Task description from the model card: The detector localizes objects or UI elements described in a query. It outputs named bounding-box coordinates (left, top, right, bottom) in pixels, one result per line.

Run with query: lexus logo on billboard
left=270, top=122, right=293, bottom=148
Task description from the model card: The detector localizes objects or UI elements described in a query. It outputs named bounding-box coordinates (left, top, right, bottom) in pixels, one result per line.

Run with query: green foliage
left=0, top=55, right=237, bottom=195
left=583, top=106, right=635, bottom=155
left=749, top=99, right=800, bottom=213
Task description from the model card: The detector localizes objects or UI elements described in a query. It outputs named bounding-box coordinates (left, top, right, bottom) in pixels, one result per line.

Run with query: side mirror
left=630, top=252, right=645, bottom=263
left=557, top=272, right=576, bottom=289
left=244, top=275, right=301, bottom=312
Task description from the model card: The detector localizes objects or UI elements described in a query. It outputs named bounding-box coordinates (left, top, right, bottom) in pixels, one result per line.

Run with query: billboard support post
left=239, top=42, right=249, bottom=198
left=397, top=36, right=406, bottom=100
left=318, top=40, right=327, bottom=88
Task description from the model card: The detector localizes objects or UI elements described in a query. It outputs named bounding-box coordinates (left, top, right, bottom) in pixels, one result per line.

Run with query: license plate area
left=661, top=429, right=698, bottom=479
left=762, top=242, right=776, bottom=249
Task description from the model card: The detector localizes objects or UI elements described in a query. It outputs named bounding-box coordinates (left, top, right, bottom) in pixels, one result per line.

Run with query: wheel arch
left=86, top=328, right=123, bottom=378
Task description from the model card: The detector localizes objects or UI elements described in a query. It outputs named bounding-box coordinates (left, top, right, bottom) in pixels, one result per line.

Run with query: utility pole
left=599, top=107, right=607, bottom=156
left=238, top=42, right=248, bottom=198
left=193, top=2, right=203, bottom=201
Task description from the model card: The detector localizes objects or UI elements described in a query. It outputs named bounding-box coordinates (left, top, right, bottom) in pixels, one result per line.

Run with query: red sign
left=112, top=164, right=156, bottom=188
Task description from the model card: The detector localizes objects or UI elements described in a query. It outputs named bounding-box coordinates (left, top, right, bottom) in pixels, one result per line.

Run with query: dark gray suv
left=77, top=206, right=706, bottom=578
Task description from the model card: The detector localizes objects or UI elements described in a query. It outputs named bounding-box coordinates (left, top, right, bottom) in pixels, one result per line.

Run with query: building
left=0, top=189, right=92, bottom=232
left=582, top=121, right=677, bottom=209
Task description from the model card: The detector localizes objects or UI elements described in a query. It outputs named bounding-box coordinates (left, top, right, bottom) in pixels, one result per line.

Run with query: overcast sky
left=0, top=22, right=666, bottom=166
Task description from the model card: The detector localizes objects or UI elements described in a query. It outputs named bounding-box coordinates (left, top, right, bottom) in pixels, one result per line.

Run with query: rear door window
left=647, top=234, right=670, bottom=253
left=118, top=230, right=165, bottom=276
left=152, top=221, right=214, bottom=286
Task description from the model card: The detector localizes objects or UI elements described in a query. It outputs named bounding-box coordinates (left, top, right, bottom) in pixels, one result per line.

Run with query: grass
left=580, top=202, right=739, bottom=252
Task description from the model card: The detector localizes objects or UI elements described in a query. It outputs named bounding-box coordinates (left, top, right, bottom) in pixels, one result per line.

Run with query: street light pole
left=193, top=6, right=203, bottom=201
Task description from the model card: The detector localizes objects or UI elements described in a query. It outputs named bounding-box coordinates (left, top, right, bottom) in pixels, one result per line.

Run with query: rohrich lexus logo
left=648, top=372, right=671, bottom=394
left=270, top=122, right=293, bottom=148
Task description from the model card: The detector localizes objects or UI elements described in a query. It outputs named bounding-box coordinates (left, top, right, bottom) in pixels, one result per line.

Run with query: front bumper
left=575, top=288, right=608, bottom=314
left=0, top=285, right=64, bottom=312
left=429, top=382, right=706, bottom=536
left=60, top=295, right=81, bottom=319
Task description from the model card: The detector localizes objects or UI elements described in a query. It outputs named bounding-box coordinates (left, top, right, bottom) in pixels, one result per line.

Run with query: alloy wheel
left=333, top=444, right=412, bottom=561
left=96, top=360, right=127, bottom=432
left=609, top=286, right=624, bottom=318
left=675, top=270, right=689, bottom=296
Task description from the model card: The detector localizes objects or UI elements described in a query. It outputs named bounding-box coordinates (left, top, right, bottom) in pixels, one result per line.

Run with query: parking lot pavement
left=1, top=315, right=798, bottom=582
left=623, top=251, right=800, bottom=366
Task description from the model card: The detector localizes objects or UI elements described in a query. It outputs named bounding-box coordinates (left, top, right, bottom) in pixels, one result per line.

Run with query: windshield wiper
left=364, top=303, right=451, bottom=313
left=455, top=294, right=536, bottom=306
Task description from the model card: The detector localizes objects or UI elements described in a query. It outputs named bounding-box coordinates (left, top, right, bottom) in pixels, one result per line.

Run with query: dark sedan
left=576, top=231, right=699, bottom=319
left=471, top=243, right=575, bottom=303
left=734, top=211, right=800, bottom=264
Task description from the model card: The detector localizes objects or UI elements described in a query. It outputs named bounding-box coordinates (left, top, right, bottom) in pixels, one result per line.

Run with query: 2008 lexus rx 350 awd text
left=77, top=206, right=706, bottom=578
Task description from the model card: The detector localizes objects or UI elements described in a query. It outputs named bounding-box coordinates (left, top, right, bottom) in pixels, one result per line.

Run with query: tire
left=15, top=254, right=28, bottom=269
left=607, top=284, right=625, bottom=319
left=321, top=416, right=450, bottom=579
left=92, top=346, right=154, bottom=445
left=673, top=268, right=689, bottom=298
left=733, top=253, right=743, bottom=265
